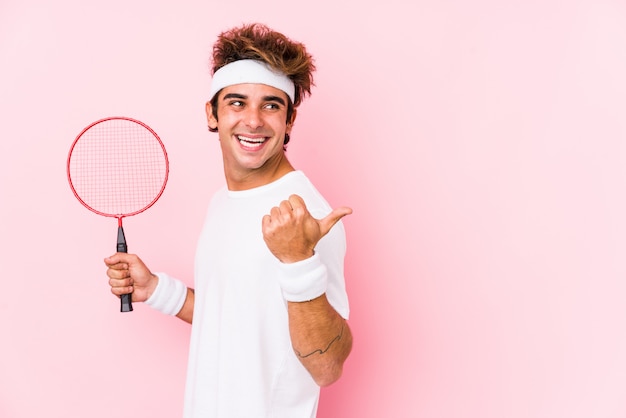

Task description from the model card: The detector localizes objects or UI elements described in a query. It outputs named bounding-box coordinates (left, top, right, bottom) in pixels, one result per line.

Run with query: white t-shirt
left=183, top=171, right=350, bottom=418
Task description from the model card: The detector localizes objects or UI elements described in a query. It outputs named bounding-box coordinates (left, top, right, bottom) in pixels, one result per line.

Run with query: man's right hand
left=104, top=253, right=158, bottom=303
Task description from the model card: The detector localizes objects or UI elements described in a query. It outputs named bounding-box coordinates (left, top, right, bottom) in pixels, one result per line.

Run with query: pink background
left=1, top=1, right=626, bottom=417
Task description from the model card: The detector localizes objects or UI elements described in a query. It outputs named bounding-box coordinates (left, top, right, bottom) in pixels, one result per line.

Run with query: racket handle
left=117, top=225, right=127, bottom=253
left=117, top=224, right=133, bottom=313
left=121, top=294, right=133, bottom=313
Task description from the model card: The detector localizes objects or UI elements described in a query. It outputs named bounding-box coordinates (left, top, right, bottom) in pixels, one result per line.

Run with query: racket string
left=68, top=118, right=168, bottom=216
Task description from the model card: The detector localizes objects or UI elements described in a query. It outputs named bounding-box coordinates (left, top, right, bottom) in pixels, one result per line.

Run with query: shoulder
left=282, top=171, right=332, bottom=217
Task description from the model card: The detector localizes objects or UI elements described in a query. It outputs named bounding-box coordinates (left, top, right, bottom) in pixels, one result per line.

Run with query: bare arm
left=262, top=194, right=353, bottom=386
left=288, top=295, right=353, bottom=386
left=175, top=288, right=195, bottom=323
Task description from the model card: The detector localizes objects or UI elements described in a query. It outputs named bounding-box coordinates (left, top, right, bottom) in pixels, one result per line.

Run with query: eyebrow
left=222, top=92, right=286, bottom=106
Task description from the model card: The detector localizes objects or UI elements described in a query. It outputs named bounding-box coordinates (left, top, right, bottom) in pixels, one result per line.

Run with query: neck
left=224, top=155, right=295, bottom=191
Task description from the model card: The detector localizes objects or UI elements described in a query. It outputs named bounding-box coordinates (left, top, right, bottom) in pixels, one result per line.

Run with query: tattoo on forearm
left=295, top=323, right=345, bottom=358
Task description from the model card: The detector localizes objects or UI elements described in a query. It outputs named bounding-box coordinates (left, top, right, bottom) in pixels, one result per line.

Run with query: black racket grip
left=117, top=225, right=133, bottom=313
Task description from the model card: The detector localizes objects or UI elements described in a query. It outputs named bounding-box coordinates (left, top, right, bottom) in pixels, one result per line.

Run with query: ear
left=206, top=101, right=218, bottom=130
left=286, top=108, right=297, bottom=134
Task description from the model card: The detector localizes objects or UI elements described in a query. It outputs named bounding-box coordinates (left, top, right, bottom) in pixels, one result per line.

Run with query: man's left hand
left=262, top=194, right=352, bottom=263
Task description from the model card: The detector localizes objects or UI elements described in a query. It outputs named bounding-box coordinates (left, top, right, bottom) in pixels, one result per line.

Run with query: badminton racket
left=67, top=116, right=169, bottom=312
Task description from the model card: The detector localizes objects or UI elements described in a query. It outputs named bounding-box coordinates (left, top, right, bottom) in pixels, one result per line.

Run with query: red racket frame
left=67, top=116, right=169, bottom=220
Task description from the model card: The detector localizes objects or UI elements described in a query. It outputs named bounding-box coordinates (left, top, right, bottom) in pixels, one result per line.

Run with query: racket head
left=67, top=117, right=169, bottom=219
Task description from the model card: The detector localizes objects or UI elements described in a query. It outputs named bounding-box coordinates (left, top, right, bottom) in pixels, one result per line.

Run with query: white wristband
left=278, top=253, right=328, bottom=302
left=145, top=272, right=187, bottom=316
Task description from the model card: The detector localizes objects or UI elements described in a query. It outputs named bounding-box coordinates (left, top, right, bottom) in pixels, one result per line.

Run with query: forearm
left=288, top=293, right=353, bottom=387
left=175, top=288, right=195, bottom=323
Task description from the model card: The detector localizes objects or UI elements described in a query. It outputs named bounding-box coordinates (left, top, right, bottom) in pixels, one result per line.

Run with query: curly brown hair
left=210, top=23, right=316, bottom=108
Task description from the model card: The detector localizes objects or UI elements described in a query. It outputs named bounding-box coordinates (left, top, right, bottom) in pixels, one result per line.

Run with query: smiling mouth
left=237, top=135, right=267, bottom=149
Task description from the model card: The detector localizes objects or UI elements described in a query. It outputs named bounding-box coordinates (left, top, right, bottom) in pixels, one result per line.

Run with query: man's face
left=207, top=83, right=294, bottom=179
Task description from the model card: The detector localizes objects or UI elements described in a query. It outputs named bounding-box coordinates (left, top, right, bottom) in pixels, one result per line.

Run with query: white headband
left=208, top=59, right=295, bottom=103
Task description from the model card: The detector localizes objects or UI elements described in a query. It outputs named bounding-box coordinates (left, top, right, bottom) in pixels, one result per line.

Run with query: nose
left=243, top=106, right=263, bottom=129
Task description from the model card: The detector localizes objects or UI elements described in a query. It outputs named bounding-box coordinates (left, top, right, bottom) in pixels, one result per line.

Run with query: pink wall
left=1, top=1, right=625, bottom=417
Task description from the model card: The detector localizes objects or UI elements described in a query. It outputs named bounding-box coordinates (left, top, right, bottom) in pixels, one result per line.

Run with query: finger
left=106, top=267, right=130, bottom=280
left=288, top=194, right=306, bottom=212
left=106, top=262, right=128, bottom=271
left=270, top=206, right=282, bottom=219
left=279, top=200, right=294, bottom=214
left=318, top=206, right=353, bottom=237
left=109, top=276, right=133, bottom=288
left=262, top=214, right=273, bottom=232
left=110, top=284, right=133, bottom=296
left=104, top=253, right=132, bottom=266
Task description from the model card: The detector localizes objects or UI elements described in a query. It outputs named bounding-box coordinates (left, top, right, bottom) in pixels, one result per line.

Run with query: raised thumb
left=318, top=206, right=353, bottom=237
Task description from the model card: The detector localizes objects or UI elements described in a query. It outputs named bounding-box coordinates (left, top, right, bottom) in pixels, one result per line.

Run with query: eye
left=229, top=100, right=244, bottom=107
left=264, top=102, right=281, bottom=110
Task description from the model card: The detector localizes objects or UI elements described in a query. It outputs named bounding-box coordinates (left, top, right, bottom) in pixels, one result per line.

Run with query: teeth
left=237, top=135, right=265, bottom=144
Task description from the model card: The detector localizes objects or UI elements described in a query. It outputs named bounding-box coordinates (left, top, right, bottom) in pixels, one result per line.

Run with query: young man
left=105, top=23, right=353, bottom=418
